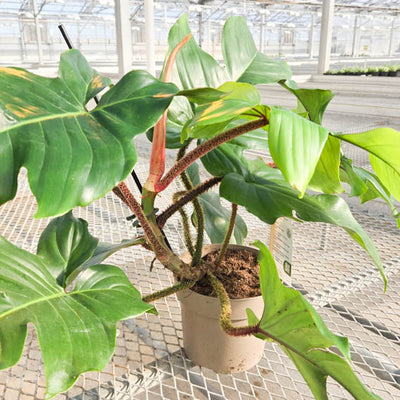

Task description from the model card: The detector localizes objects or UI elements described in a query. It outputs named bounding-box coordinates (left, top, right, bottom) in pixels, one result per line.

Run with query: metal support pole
left=207, top=11, right=211, bottom=53
left=309, top=13, right=315, bottom=59
left=352, top=15, right=360, bottom=57
left=32, top=0, right=43, bottom=64
left=317, top=0, right=335, bottom=75
left=115, top=0, right=133, bottom=77
left=388, top=18, right=396, bottom=56
left=259, top=14, right=265, bottom=52
left=144, top=0, right=156, bottom=76
left=198, top=8, right=204, bottom=48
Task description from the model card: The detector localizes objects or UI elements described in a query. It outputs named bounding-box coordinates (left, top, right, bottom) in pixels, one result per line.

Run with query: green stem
left=142, top=280, right=195, bottom=303
left=156, top=117, right=268, bottom=192
left=215, top=203, right=238, bottom=267
left=207, top=271, right=258, bottom=336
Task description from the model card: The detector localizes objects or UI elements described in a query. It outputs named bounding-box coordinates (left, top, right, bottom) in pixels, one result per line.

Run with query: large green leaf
left=186, top=163, right=247, bottom=244
left=183, top=82, right=261, bottom=140
left=308, top=136, right=344, bottom=194
left=222, top=16, right=292, bottom=84
left=199, top=117, right=269, bottom=178
left=0, top=236, right=155, bottom=399
left=336, top=128, right=400, bottom=201
left=164, top=14, right=228, bottom=89
left=268, top=108, right=329, bottom=196
left=0, top=49, right=178, bottom=217
left=220, top=170, right=385, bottom=285
left=249, top=241, right=381, bottom=400
left=37, top=211, right=98, bottom=287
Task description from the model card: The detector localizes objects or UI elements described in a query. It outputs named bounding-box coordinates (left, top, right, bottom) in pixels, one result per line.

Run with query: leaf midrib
left=0, top=284, right=129, bottom=320
left=1, top=91, right=176, bottom=136
left=1, top=110, right=87, bottom=134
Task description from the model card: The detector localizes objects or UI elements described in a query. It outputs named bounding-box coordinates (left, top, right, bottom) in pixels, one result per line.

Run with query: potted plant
left=0, top=15, right=399, bottom=400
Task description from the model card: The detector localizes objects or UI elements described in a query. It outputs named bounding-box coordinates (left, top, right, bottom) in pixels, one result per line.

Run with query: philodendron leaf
left=182, top=82, right=261, bottom=140
left=164, top=14, right=228, bottom=89
left=220, top=169, right=386, bottom=286
left=199, top=191, right=248, bottom=244
left=0, top=236, right=155, bottom=399
left=199, top=117, right=269, bottom=178
left=200, top=127, right=269, bottom=179
left=0, top=49, right=178, bottom=217
left=268, top=107, right=329, bottom=196
left=308, top=135, right=344, bottom=194
left=280, top=82, right=335, bottom=125
left=37, top=211, right=98, bottom=288
left=249, top=241, right=381, bottom=400
left=151, top=14, right=228, bottom=149
left=340, top=156, right=369, bottom=197
left=336, top=128, right=400, bottom=201
left=81, top=239, right=144, bottom=270
left=341, top=158, right=400, bottom=226
left=222, top=16, right=292, bottom=84
left=186, top=163, right=248, bottom=244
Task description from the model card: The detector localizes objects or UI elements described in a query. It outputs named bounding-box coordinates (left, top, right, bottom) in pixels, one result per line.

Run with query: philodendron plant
left=0, top=15, right=399, bottom=399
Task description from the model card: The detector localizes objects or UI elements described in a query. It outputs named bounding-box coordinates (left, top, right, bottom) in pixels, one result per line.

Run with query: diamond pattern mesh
left=0, top=140, right=399, bottom=399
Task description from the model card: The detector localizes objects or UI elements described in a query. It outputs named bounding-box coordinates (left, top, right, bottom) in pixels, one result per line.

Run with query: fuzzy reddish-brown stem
left=155, top=117, right=268, bottom=192
left=157, top=176, right=222, bottom=228
left=207, top=271, right=259, bottom=336
left=116, top=182, right=201, bottom=280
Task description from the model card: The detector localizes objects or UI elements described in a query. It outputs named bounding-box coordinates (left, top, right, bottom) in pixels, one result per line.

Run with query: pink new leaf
left=145, top=34, right=192, bottom=193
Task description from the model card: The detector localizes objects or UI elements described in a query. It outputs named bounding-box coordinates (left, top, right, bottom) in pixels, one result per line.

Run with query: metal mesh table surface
left=0, top=138, right=400, bottom=400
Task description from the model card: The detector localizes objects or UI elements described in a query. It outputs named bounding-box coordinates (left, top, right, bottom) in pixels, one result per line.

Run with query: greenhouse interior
left=0, top=1, right=400, bottom=399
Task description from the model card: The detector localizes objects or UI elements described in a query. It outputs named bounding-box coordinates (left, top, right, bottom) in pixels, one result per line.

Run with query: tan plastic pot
left=177, top=244, right=265, bottom=374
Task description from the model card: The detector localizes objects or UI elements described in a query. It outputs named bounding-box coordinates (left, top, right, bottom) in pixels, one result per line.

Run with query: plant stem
left=112, top=185, right=130, bottom=207
left=177, top=147, right=205, bottom=267
left=156, top=117, right=268, bottom=192
left=207, top=271, right=259, bottom=336
left=215, top=203, right=238, bottom=267
left=173, top=192, right=195, bottom=256
left=157, top=177, right=222, bottom=228
left=142, top=280, right=195, bottom=303
left=117, top=182, right=201, bottom=281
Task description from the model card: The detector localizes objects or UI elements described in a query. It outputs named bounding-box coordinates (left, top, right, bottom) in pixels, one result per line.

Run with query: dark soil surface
left=191, top=248, right=261, bottom=299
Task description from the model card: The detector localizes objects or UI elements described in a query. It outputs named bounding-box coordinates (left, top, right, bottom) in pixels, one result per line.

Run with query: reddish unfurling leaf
left=145, top=34, right=192, bottom=193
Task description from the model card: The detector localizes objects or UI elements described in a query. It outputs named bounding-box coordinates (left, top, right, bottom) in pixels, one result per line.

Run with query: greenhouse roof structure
left=0, top=0, right=399, bottom=75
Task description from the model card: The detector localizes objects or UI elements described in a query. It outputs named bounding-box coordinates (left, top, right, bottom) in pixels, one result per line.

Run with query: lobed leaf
left=249, top=241, right=381, bottom=400
left=0, top=236, right=155, bottom=399
left=0, top=49, right=178, bottom=217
